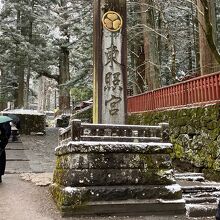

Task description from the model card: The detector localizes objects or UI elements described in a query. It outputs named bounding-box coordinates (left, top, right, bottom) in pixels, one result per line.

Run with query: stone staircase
left=175, top=172, right=220, bottom=218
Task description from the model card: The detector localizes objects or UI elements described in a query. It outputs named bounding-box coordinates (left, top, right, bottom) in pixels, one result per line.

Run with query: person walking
left=0, top=121, right=11, bottom=183
left=216, top=200, right=220, bottom=220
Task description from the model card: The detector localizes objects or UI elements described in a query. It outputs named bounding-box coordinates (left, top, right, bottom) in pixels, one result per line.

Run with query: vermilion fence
left=127, top=72, right=220, bottom=113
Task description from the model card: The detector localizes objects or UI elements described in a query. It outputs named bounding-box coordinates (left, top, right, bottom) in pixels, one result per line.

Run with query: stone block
left=51, top=183, right=182, bottom=206
left=53, top=168, right=175, bottom=187
left=55, top=141, right=173, bottom=155
left=51, top=183, right=185, bottom=216
left=55, top=153, right=172, bottom=170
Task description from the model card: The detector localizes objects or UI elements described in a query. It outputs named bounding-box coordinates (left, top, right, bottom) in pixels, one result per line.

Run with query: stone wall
left=2, top=111, right=46, bottom=134
left=128, top=103, right=220, bottom=181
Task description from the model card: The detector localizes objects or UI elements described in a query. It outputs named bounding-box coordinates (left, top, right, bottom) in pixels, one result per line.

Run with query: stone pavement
left=0, top=174, right=59, bottom=220
left=6, top=127, right=58, bottom=174
left=0, top=128, right=216, bottom=220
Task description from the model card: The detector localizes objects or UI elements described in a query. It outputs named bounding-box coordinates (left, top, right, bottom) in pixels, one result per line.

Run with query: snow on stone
left=157, top=198, right=185, bottom=204
left=55, top=140, right=173, bottom=154
left=67, top=141, right=172, bottom=147
left=1, top=109, right=45, bottom=115
left=175, top=176, right=205, bottom=182
left=146, top=142, right=172, bottom=147
left=165, top=184, right=182, bottom=194
left=164, top=169, right=174, bottom=175
left=63, top=187, right=78, bottom=194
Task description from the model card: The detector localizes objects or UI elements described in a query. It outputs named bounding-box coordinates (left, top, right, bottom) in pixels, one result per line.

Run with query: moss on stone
left=203, top=169, right=220, bottom=182
left=128, top=103, right=220, bottom=177
left=52, top=169, right=63, bottom=185
left=142, top=169, right=175, bottom=185
left=212, top=160, right=220, bottom=171
left=139, top=154, right=172, bottom=170
left=173, top=143, right=184, bottom=159
left=55, top=156, right=62, bottom=169
left=50, top=184, right=88, bottom=210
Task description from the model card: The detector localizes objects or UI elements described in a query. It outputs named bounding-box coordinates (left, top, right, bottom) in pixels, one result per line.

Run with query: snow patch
left=64, top=187, right=78, bottom=194
left=157, top=198, right=185, bottom=204
left=1, top=109, right=45, bottom=115
left=165, top=184, right=182, bottom=193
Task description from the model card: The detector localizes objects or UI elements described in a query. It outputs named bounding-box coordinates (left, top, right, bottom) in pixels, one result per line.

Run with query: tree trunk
left=186, top=14, right=193, bottom=72
left=0, top=68, right=7, bottom=110
left=25, top=0, right=34, bottom=109
left=192, top=1, right=200, bottom=72
left=37, top=76, right=47, bottom=112
left=14, top=9, right=25, bottom=108
left=158, top=11, right=162, bottom=67
left=197, top=0, right=219, bottom=75
left=140, top=0, right=160, bottom=90
left=130, top=44, right=137, bottom=95
left=58, top=0, right=70, bottom=111
left=58, top=46, right=70, bottom=111
left=136, top=45, right=146, bottom=93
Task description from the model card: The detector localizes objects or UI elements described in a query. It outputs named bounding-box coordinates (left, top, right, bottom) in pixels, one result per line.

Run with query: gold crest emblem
left=102, top=11, right=123, bottom=32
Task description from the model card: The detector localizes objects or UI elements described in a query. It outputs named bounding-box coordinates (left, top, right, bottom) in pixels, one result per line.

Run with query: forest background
left=0, top=0, right=219, bottom=112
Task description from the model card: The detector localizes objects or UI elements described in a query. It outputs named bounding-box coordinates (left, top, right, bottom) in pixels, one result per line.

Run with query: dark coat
left=0, top=122, right=11, bottom=175
left=1, top=122, right=11, bottom=139
left=216, top=201, right=220, bottom=220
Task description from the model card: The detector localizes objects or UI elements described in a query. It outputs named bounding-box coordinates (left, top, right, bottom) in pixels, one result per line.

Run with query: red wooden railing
left=127, top=72, right=220, bottom=113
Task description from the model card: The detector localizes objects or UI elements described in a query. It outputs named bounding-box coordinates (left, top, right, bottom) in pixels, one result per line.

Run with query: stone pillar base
left=51, top=141, right=186, bottom=216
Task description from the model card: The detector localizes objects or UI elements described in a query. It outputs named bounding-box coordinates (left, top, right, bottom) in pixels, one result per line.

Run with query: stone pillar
left=93, top=0, right=127, bottom=124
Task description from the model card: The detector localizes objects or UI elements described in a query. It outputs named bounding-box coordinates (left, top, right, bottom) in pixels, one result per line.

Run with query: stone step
left=184, top=197, right=218, bottom=204
left=6, top=142, right=28, bottom=150
left=181, top=185, right=220, bottom=194
left=175, top=172, right=204, bottom=177
left=8, top=133, right=22, bottom=142
left=5, top=161, right=32, bottom=174
left=186, top=203, right=217, bottom=217
left=51, top=183, right=182, bottom=202
left=184, top=191, right=220, bottom=198
left=177, top=172, right=220, bottom=218
left=175, top=172, right=204, bottom=182
left=59, top=198, right=186, bottom=217
left=6, top=150, right=29, bottom=161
